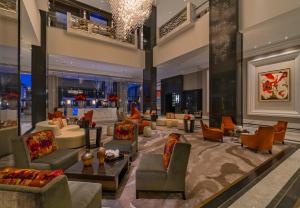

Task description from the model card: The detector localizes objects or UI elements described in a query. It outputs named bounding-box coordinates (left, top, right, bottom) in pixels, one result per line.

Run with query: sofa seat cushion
left=104, top=140, right=134, bottom=153
left=32, top=149, right=79, bottom=170
left=68, top=181, right=102, bottom=208
left=54, top=128, right=85, bottom=149
left=63, top=125, right=80, bottom=131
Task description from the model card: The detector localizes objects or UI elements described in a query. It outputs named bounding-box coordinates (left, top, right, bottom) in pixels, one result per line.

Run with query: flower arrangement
left=184, top=114, right=192, bottom=120
left=3, top=92, right=19, bottom=100
left=108, top=95, right=119, bottom=103
left=74, top=94, right=87, bottom=101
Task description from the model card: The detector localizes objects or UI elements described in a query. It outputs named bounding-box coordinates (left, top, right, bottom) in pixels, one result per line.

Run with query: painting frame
left=258, top=68, right=290, bottom=102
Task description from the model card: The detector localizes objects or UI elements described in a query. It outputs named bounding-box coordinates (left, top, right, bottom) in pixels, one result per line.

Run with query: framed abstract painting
left=258, top=68, right=290, bottom=101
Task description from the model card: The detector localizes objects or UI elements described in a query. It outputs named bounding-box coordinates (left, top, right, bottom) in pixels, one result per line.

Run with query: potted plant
left=108, top=95, right=119, bottom=107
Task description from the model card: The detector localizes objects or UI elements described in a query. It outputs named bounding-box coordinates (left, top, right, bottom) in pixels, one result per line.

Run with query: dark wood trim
left=17, top=0, right=21, bottom=136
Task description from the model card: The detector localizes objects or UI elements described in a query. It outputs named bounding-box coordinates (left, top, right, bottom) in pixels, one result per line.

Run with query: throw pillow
left=114, top=122, right=135, bottom=141
left=163, top=133, right=181, bottom=169
left=26, top=130, right=58, bottom=160
left=53, top=118, right=64, bottom=129
left=0, top=167, right=63, bottom=188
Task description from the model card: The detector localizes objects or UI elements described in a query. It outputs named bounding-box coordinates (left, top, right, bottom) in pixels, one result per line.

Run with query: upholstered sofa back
left=0, top=175, right=72, bottom=208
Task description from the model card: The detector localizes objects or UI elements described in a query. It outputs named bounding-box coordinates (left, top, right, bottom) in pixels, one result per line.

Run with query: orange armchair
left=241, top=126, right=274, bottom=154
left=128, top=102, right=141, bottom=120
left=222, top=116, right=236, bottom=134
left=200, top=120, right=224, bottom=142
left=273, top=121, right=288, bottom=144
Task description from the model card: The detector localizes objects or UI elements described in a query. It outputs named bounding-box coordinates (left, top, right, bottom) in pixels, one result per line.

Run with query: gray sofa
left=136, top=142, right=191, bottom=199
left=0, top=175, right=102, bottom=208
left=12, top=136, right=79, bottom=170
left=0, top=126, right=18, bottom=157
left=104, top=122, right=138, bottom=161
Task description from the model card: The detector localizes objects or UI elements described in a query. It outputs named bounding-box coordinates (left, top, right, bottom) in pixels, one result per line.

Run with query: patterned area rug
left=102, top=126, right=289, bottom=208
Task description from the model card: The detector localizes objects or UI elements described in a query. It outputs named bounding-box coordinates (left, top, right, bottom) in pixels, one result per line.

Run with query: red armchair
left=273, top=121, right=288, bottom=144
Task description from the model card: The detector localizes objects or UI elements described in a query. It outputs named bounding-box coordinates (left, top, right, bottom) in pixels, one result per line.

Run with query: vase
left=78, top=101, right=86, bottom=108
left=97, top=147, right=106, bottom=165
left=81, top=151, right=94, bottom=166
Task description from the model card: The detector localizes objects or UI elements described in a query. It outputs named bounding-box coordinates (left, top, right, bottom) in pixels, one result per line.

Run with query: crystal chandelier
left=108, top=0, right=154, bottom=40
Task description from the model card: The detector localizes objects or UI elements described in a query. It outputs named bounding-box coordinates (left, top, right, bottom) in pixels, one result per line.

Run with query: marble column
left=209, top=0, right=242, bottom=127
left=143, top=6, right=157, bottom=112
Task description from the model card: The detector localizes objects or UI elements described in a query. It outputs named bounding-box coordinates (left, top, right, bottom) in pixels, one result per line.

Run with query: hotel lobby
left=1, top=0, right=300, bottom=207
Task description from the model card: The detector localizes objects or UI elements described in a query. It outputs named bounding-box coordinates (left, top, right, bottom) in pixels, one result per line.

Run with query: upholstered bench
left=12, top=132, right=79, bottom=170
left=35, top=120, right=85, bottom=149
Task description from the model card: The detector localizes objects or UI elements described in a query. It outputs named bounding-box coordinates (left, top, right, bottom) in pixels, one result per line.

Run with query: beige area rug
left=101, top=126, right=289, bottom=208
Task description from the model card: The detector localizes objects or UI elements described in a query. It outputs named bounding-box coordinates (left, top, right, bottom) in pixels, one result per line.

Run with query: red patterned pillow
left=163, top=133, right=180, bottom=169
left=26, top=130, right=58, bottom=160
left=0, top=167, right=63, bottom=188
left=114, top=122, right=135, bottom=141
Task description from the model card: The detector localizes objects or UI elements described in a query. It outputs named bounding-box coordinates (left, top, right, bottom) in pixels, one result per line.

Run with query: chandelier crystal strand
left=108, top=0, right=154, bottom=40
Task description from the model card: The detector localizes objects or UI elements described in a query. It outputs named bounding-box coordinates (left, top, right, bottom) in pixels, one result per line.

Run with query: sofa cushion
left=0, top=167, right=63, bottom=188
left=26, top=130, right=58, bottom=160
left=68, top=181, right=101, bottom=208
left=32, top=149, right=79, bottom=170
left=114, top=122, right=135, bottom=141
left=104, top=140, right=134, bottom=153
left=163, top=133, right=180, bottom=169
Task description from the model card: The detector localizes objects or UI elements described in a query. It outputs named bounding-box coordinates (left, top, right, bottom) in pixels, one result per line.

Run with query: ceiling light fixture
left=108, top=0, right=154, bottom=40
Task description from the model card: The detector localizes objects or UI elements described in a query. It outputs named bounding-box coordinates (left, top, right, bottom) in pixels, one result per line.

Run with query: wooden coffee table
left=65, top=154, right=129, bottom=192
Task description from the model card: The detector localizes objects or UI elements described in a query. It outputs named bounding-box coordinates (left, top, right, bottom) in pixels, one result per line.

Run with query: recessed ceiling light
left=254, top=45, right=257, bottom=49
left=284, top=36, right=289, bottom=40
left=268, top=41, right=272, bottom=45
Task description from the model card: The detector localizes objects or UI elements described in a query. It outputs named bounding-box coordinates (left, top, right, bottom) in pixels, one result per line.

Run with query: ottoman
left=143, top=126, right=152, bottom=137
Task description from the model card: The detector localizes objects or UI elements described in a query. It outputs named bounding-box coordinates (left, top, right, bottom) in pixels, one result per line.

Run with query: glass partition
left=0, top=0, right=19, bottom=134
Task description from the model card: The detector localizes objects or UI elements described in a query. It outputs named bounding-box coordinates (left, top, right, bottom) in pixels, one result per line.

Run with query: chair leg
left=136, top=191, right=139, bottom=199
left=241, top=143, right=243, bottom=148
left=182, top=192, right=186, bottom=200
left=282, top=141, right=285, bottom=144
left=269, top=150, right=272, bottom=154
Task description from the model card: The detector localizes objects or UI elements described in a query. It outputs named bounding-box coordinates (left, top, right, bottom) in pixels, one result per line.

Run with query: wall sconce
left=66, top=100, right=71, bottom=105
left=92, top=100, right=96, bottom=105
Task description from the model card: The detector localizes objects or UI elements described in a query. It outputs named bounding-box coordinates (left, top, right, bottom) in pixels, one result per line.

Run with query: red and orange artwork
left=259, top=69, right=289, bottom=101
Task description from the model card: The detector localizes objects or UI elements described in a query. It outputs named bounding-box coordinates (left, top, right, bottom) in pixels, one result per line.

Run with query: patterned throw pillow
left=0, top=167, right=63, bottom=188
left=53, top=118, right=64, bottom=129
left=114, top=122, right=135, bottom=141
left=163, top=133, right=180, bottom=169
left=26, top=130, right=58, bottom=160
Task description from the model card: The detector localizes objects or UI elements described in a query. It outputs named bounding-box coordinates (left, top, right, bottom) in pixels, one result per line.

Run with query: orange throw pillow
left=0, top=167, right=63, bottom=188
left=26, top=130, right=58, bottom=160
left=163, top=133, right=180, bottom=169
